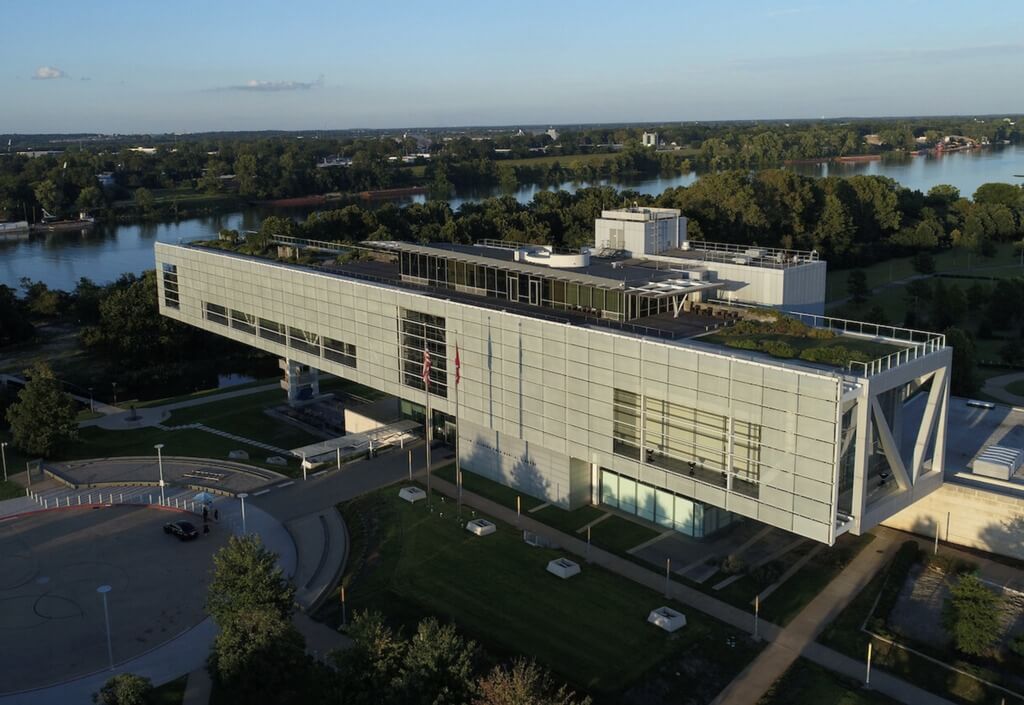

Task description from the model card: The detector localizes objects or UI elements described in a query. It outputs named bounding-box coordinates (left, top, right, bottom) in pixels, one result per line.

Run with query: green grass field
left=62, top=425, right=301, bottom=474
left=759, top=659, right=899, bottom=705
left=826, top=243, right=1024, bottom=303
left=699, top=331, right=903, bottom=366
left=323, top=486, right=760, bottom=696
left=166, top=387, right=320, bottom=451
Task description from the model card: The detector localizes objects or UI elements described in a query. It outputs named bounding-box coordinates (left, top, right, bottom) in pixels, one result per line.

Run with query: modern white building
left=155, top=213, right=951, bottom=546
left=642, top=132, right=659, bottom=148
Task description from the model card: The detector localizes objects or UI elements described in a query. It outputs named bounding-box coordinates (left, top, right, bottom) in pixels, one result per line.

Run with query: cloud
left=32, top=65, right=67, bottom=80
left=218, top=75, right=324, bottom=92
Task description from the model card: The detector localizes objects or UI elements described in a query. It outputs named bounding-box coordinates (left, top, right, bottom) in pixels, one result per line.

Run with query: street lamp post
left=1, top=441, right=7, bottom=482
left=88, top=387, right=94, bottom=412
left=238, top=492, right=249, bottom=534
left=97, top=585, right=114, bottom=670
left=154, top=443, right=166, bottom=505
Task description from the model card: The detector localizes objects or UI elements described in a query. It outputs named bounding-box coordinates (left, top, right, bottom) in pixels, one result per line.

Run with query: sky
left=1, top=0, right=1022, bottom=133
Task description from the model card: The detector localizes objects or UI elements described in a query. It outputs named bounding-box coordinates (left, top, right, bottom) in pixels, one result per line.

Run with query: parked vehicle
left=163, top=520, right=199, bottom=541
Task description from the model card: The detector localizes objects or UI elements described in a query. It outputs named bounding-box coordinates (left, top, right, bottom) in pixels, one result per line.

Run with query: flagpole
left=425, top=382, right=432, bottom=508
left=455, top=342, right=462, bottom=520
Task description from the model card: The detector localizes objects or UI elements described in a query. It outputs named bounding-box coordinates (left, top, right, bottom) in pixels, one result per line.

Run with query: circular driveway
left=0, top=506, right=227, bottom=694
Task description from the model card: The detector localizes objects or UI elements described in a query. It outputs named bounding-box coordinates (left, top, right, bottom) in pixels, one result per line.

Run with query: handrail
left=709, top=299, right=947, bottom=378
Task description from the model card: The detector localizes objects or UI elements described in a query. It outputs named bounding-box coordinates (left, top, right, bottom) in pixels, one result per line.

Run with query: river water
left=2, top=145, right=1021, bottom=290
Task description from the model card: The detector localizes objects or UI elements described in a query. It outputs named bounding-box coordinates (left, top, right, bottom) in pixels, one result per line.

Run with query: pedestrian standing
left=213, top=508, right=219, bottom=522
left=202, top=506, right=209, bottom=523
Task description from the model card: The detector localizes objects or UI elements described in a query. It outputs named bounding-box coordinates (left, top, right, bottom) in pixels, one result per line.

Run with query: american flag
left=455, top=344, right=461, bottom=386
left=422, top=347, right=432, bottom=386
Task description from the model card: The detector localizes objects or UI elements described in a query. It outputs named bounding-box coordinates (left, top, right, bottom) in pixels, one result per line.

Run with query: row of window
left=612, top=388, right=762, bottom=499
left=599, top=468, right=734, bottom=538
left=400, top=309, right=448, bottom=398
left=203, top=302, right=356, bottom=368
left=162, top=263, right=179, bottom=310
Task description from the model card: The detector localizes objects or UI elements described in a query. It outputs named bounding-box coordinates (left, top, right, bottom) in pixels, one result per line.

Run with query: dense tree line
left=233, top=175, right=1024, bottom=270
left=4, top=116, right=1019, bottom=222
left=0, top=272, right=276, bottom=403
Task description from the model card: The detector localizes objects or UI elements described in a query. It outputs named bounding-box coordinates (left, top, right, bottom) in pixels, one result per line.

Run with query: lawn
left=826, top=243, right=1024, bottom=303
left=434, top=463, right=546, bottom=512
left=321, top=486, right=761, bottom=699
left=433, top=464, right=661, bottom=556
left=61, top=425, right=300, bottom=474
left=759, top=658, right=899, bottom=705
left=1005, top=379, right=1024, bottom=397
left=166, top=387, right=320, bottom=451
left=134, top=378, right=275, bottom=408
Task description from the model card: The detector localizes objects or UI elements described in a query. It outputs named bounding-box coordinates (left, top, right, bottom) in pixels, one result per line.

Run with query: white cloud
left=220, top=76, right=324, bottom=92
left=32, top=65, right=67, bottom=80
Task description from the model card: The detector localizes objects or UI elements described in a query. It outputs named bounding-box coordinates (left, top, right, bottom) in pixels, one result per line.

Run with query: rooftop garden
left=699, top=312, right=905, bottom=368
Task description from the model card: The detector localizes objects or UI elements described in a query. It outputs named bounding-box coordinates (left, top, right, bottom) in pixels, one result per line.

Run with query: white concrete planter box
left=647, top=606, right=686, bottom=632
left=399, top=486, right=427, bottom=503
left=228, top=450, right=249, bottom=460
left=547, top=558, right=581, bottom=579
left=466, top=518, right=496, bottom=536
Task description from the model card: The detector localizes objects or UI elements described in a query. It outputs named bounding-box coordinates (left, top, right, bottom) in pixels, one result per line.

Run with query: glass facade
left=161, top=263, right=179, bottom=309
left=400, top=309, right=447, bottom=398
left=612, top=387, right=762, bottom=499
left=599, top=468, right=734, bottom=538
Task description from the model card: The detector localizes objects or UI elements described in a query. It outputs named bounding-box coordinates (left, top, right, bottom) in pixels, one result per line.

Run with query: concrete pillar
left=280, top=358, right=321, bottom=406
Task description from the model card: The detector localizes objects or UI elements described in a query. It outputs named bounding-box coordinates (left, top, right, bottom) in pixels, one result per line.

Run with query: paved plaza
left=0, top=506, right=228, bottom=694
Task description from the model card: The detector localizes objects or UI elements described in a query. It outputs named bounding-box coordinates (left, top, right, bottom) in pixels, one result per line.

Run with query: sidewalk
left=428, top=475, right=956, bottom=705
left=79, top=383, right=280, bottom=430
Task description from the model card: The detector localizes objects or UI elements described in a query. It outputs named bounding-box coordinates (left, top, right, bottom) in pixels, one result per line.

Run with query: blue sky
left=1, top=0, right=1021, bottom=133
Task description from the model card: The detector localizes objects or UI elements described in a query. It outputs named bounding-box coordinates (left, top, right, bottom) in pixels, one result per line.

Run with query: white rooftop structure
left=971, top=445, right=1023, bottom=481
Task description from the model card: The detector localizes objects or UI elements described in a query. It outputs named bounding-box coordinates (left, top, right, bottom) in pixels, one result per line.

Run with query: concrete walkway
left=428, top=475, right=956, bottom=705
left=181, top=669, right=212, bottom=705
left=981, top=371, right=1024, bottom=407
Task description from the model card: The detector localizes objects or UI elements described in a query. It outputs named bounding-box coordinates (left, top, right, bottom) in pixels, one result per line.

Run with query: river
left=2, top=145, right=1021, bottom=291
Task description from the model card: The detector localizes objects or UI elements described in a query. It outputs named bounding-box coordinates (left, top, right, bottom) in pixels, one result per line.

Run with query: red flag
left=455, top=344, right=461, bottom=386
left=422, top=347, right=432, bottom=386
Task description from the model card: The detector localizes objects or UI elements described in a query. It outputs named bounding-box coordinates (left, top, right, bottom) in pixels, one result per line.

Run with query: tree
left=943, top=327, right=979, bottom=396
left=847, top=270, right=869, bottom=304
left=5, top=362, right=78, bottom=457
left=334, top=611, right=408, bottom=705
left=475, top=658, right=591, bottom=705
left=207, top=535, right=306, bottom=705
left=133, top=187, right=155, bottom=215
left=0, top=283, right=35, bottom=346
left=398, top=618, right=479, bottom=705
left=93, top=673, right=152, bottom=705
left=207, top=534, right=295, bottom=625
left=943, top=573, right=1002, bottom=657
left=33, top=178, right=59, bottom=214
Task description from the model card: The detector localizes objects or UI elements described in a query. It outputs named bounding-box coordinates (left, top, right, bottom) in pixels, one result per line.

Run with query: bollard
left=148, top=494, right=153, bottom=504
left=119, top=493, right=123, bottom=503
left=78, top=495, right=81, bottom=506
left=66, top=497, right=70, bottom=507
left=89, top=493, right=93, bottom=504
left=44, top=498, right=48, bottom=509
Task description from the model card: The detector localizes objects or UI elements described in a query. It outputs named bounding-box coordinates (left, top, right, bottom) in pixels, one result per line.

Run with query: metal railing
left=709, top=300, right=947, bottom=378
left=26, top=488, right=205, bottom=515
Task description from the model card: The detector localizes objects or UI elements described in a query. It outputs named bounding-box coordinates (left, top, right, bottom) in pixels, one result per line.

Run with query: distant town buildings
left=641, top=131, right=658, bottom=148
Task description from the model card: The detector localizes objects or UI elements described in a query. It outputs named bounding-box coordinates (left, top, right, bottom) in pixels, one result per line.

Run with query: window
left=162, top=263, right=179, bottom=309
left=230, top=309, right=256, bottom=335
left=400, top=309, right=447, bottom=398
left=324, top=337, right=357, bottom=368
left=289, top=326, right=321, bottom=356
left=204, top=302, right=227, bottom=325
left=258, top=318, right=285, bottom=345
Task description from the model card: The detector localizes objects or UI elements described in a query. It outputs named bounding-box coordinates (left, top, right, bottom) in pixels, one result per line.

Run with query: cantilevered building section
left=154, top=211, right=950, bottom=545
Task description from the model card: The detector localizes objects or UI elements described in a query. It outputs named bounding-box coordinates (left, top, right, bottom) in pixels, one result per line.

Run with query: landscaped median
left=317, top=484, right=763, bottom=703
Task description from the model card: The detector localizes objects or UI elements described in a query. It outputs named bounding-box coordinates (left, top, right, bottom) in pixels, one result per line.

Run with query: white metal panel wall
left=157, top=243, right=847, bottom=539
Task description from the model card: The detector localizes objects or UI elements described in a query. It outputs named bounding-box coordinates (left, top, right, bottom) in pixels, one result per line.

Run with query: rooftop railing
left=709, top=300, right=947, bottom=378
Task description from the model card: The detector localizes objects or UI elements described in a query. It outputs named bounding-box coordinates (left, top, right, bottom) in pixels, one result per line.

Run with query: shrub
left=723, top=338, right=759, bottom=351
left=93, top=673, right=152, bottom=705
left=943, top=573, right=1002, bottom=657
left=721, top=554, right=746, bottom=575
left=799, top=345, right=873, bottom=367
left=1010, top=635, right=1024, bottom=657
left=752, top=561, right=784, bottom=589
left=761, top=340, right=796, bottom=358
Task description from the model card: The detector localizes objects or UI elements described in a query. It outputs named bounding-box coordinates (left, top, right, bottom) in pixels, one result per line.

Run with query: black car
left=163, top=520, right=199, bottom=541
